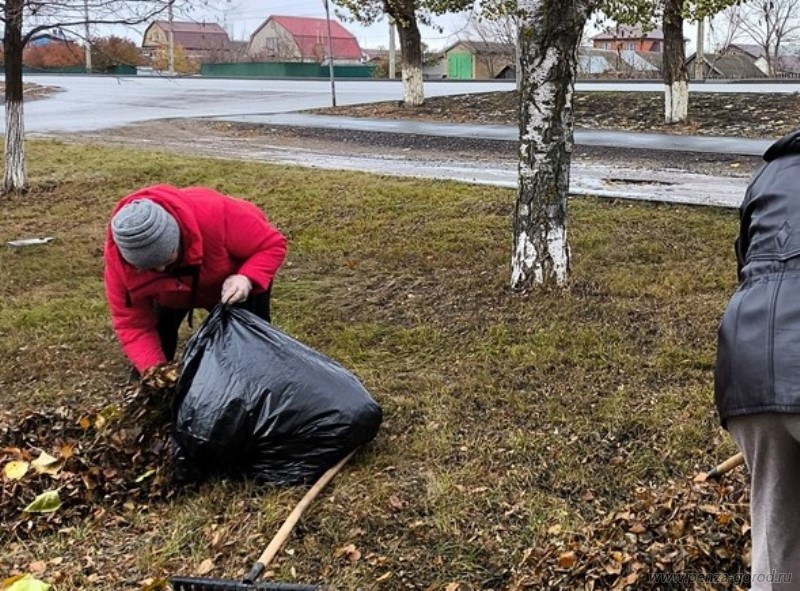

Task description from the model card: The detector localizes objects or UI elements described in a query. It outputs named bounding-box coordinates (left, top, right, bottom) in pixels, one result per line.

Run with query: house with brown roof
left=591, top=25, right=664, bottom=53
left=247, top=15, right=362, bottom=64
left=686, top=51, right=767, bottom=79
left=142, top=21, right=230, bottom=61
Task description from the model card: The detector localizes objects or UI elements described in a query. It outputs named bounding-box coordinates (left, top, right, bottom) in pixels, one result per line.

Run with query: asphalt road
left=10, top=74, right=765, bottom=206
left=13, top=76, right=509, bottom=133
left=216, top=113, right=773, bottom=156
left=10, top=74, right=800, bottom=134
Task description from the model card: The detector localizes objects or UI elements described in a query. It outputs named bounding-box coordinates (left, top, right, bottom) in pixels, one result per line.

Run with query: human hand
left=141, top=363, right=179, bottom=389
left=221, top=274, right=252, bottom=304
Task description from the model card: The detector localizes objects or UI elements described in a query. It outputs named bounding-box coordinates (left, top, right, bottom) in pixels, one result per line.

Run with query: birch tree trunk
left=4, top=0, right=27, bottom=193
left=663, top=0, right=688, bottom=124
left=394, top=5, right=424, bottom=106
left=512, top=0, right=594, bottom=290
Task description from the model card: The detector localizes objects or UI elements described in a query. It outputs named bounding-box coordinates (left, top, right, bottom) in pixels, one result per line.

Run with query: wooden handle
left=708, top=451, right=744, bottom=478
left=255, top=450, right=357, bottom=568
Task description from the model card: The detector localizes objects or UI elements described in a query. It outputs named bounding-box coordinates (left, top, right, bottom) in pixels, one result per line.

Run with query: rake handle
left=707, top=451, right=745, bottom=479
left=244, top=450, right=357, bottom=584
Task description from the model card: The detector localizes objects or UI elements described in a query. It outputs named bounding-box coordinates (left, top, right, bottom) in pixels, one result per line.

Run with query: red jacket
left=104, top=185, right=287, bottom=373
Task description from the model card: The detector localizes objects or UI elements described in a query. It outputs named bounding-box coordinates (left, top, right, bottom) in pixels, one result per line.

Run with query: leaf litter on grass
left=0, top=365, right=179, bottom=540
left=3, top=368, right=753, bottom=591
left=512, top=472, right=751, bottom=590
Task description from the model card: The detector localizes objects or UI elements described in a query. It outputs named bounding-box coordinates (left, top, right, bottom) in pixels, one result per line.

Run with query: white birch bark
left=512, top=0, right=593, bottom=289
left=403, top=64, right=424, bottom=106
left=397, top=14, right=424, bottom=107
left=4, top=100, right=26, bottom=192
left=663, top=0, right=689, bottom=124
left=664, top=80, right=689, bottom=123
left=4, top=0, right=26, bottom=193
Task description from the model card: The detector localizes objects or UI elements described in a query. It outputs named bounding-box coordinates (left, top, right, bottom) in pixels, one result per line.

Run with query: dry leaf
left=375, top=572, right=392, bottom=583
left=557, top=551, right=576, bottom=569
left=629, top=522, right=646, bottom=534
left=388, top=495, right=405, bottom=511
left=445, top=584, right=461, bottom=591
left=139, top=578, right=170, bottom=591
left=334, top=543, right=361, bottom=562
left=31, top=451, right=64, bottom=476
left=28, top=562, right=46, bottom=574
left=31, top=452, right=63, bottom=476
left=195, top=559, right=214, bottom=575
left=4, top=460, right=29, bottom=481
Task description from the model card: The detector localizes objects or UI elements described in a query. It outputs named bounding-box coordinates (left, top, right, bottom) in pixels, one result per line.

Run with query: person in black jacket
left=715, top=129, right=800, bottom=589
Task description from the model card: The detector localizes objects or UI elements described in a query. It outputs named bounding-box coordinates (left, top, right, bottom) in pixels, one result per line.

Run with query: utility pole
left=83, top=0, right=91, bottom=72
left=167, top=0, right=175, bottom=76
left=323, top=0, right=337, bottom=106
left=694, top=16, right=705, bottom=81
left=388, top=17, right=396, bottom=79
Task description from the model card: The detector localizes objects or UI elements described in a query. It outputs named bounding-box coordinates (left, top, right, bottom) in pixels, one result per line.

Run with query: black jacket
left=715, top=129, right=800, bottom=427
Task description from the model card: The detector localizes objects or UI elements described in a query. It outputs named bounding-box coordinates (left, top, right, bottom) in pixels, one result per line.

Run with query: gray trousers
left=729, top=414, right=800, bottom=590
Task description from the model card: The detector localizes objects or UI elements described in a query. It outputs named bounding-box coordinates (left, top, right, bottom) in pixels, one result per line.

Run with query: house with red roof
left=248, top=15, right=363, bottom=64
left=142, top=21, right=230, bottom=60
left=591, top=25, right=664, bottom=53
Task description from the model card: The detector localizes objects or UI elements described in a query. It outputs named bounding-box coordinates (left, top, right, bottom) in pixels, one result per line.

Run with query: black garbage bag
left=171, top=305, right=382, bottom=485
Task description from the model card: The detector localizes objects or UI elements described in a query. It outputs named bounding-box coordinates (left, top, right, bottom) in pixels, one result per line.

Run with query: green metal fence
left=200, top=61, right=376, bottom=78
left=14, top=65, right=138, bottom=75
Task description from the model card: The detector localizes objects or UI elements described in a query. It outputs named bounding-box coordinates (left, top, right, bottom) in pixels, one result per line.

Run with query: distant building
left=591, top=25, right=664, bottom=53
left=142, top=21, right=230, bottom=60
left=578, top=47, right=661, bottom=78
left=248, top=15, right=362, bottom=64
left=444, top=40, right=515, bottom=79
left=687, top=50, right=768, bottom=79
left=29, top=28, right=71, bottom=47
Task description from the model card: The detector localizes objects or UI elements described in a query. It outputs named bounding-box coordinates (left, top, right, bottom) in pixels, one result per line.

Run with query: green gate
left=448, top=52, right=473, bottom=79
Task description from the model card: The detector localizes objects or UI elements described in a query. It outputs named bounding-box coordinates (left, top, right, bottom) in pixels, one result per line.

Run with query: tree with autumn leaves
left=91, top=36, right=145, bottom=71
left=151, top=43, right=198, bottom=74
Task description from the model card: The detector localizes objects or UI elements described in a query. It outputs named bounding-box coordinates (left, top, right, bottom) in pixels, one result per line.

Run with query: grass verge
left=1, top=140, right=740, bottom=590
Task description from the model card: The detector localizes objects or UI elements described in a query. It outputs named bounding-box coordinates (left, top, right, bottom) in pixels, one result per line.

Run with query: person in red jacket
left=104, top=184, right=287, bottom=378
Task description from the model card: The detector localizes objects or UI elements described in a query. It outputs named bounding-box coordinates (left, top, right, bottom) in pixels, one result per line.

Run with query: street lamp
left=322, top=0, right=336, bottom=106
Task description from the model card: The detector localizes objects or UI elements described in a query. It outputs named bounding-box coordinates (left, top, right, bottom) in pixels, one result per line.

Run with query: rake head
left=169, top=576, right=322, bottom=591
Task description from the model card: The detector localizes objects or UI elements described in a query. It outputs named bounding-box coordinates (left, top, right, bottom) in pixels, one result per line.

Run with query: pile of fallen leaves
left=0, top=365, right=179, bottom=539
left=513, top=473, right=750, bottom=590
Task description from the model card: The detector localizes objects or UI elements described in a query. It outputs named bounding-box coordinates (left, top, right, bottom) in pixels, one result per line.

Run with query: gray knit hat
left=111, top=199, right=180, bottom=269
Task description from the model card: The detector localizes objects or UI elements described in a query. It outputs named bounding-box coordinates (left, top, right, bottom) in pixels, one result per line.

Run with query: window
left=626, top=41, right=635, bottom=50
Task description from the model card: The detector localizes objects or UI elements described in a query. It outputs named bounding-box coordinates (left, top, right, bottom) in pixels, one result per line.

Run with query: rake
left=170, top=450, right=357, bottom=591
left=693, top=451, right=745, bottom=483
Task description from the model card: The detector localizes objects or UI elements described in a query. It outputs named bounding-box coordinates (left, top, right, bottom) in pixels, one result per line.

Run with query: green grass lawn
left=0, top=141, right=742, bottom=589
